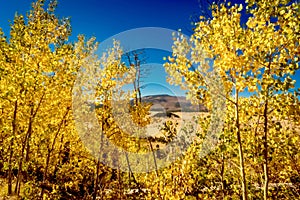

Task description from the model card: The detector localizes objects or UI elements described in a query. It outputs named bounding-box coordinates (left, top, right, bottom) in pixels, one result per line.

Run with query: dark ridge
left=143, top=94, right=171, bottom=98
left=91, top=94, right=208, bottom=112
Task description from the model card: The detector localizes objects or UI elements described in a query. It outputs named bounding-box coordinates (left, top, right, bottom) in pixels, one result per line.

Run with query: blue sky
left=0, top=0, right=200, bottom=38
left=1, top=0, right=202, bottom=96
left=1, top=0, right=299, bottom=97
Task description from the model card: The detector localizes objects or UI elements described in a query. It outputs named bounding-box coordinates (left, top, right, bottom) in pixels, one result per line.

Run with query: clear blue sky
left=1, top=0, right=202, bottom=97
left=1, top=0, right=299, bottom=97
left=0, top=0, right=200, bottom=38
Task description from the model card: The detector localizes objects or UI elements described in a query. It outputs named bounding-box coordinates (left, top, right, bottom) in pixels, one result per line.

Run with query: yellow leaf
left=279, top=9, right=285, bottom=15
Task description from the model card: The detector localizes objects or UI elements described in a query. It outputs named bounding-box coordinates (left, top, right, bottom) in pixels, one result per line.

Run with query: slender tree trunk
left=93, top=111, right=107, bottom=200
left=25, top=131, right=32, bottom=162
left=135, top=56, right=142, bottom=104
left=221, top=153, right=225, bottom=198
left=7, top=142, right=14, bottom=195
left=40, top=107, right=70, bottom=199
left=235, top=91, right=248, bottom=200
left=8, top=100, right=18, bottom=195
left=148, top=139, right=158, bottom=176
left=16, top=94, right=45, bottom=195
left=117, top=166, right=122, bottom=199
left=15, top=106, right=33, bottom=195
left=263, top=98, right=269, bottom=200
left=51, top=135, right=65, bottom=183
left=93, top=159, right=101, bottom=200
left=125, top=152, right=142, bottom=192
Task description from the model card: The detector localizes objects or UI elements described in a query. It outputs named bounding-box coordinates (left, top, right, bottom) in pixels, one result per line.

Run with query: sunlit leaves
left=162, top=0, right=300, bottom=199
left=0, top=1, right=104, bottom=198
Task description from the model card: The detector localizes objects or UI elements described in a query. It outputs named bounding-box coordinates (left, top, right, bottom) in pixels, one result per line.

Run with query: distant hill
left=139, top=94, right=208, bottom=112
left=93, top=94, right=208, bottom=113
